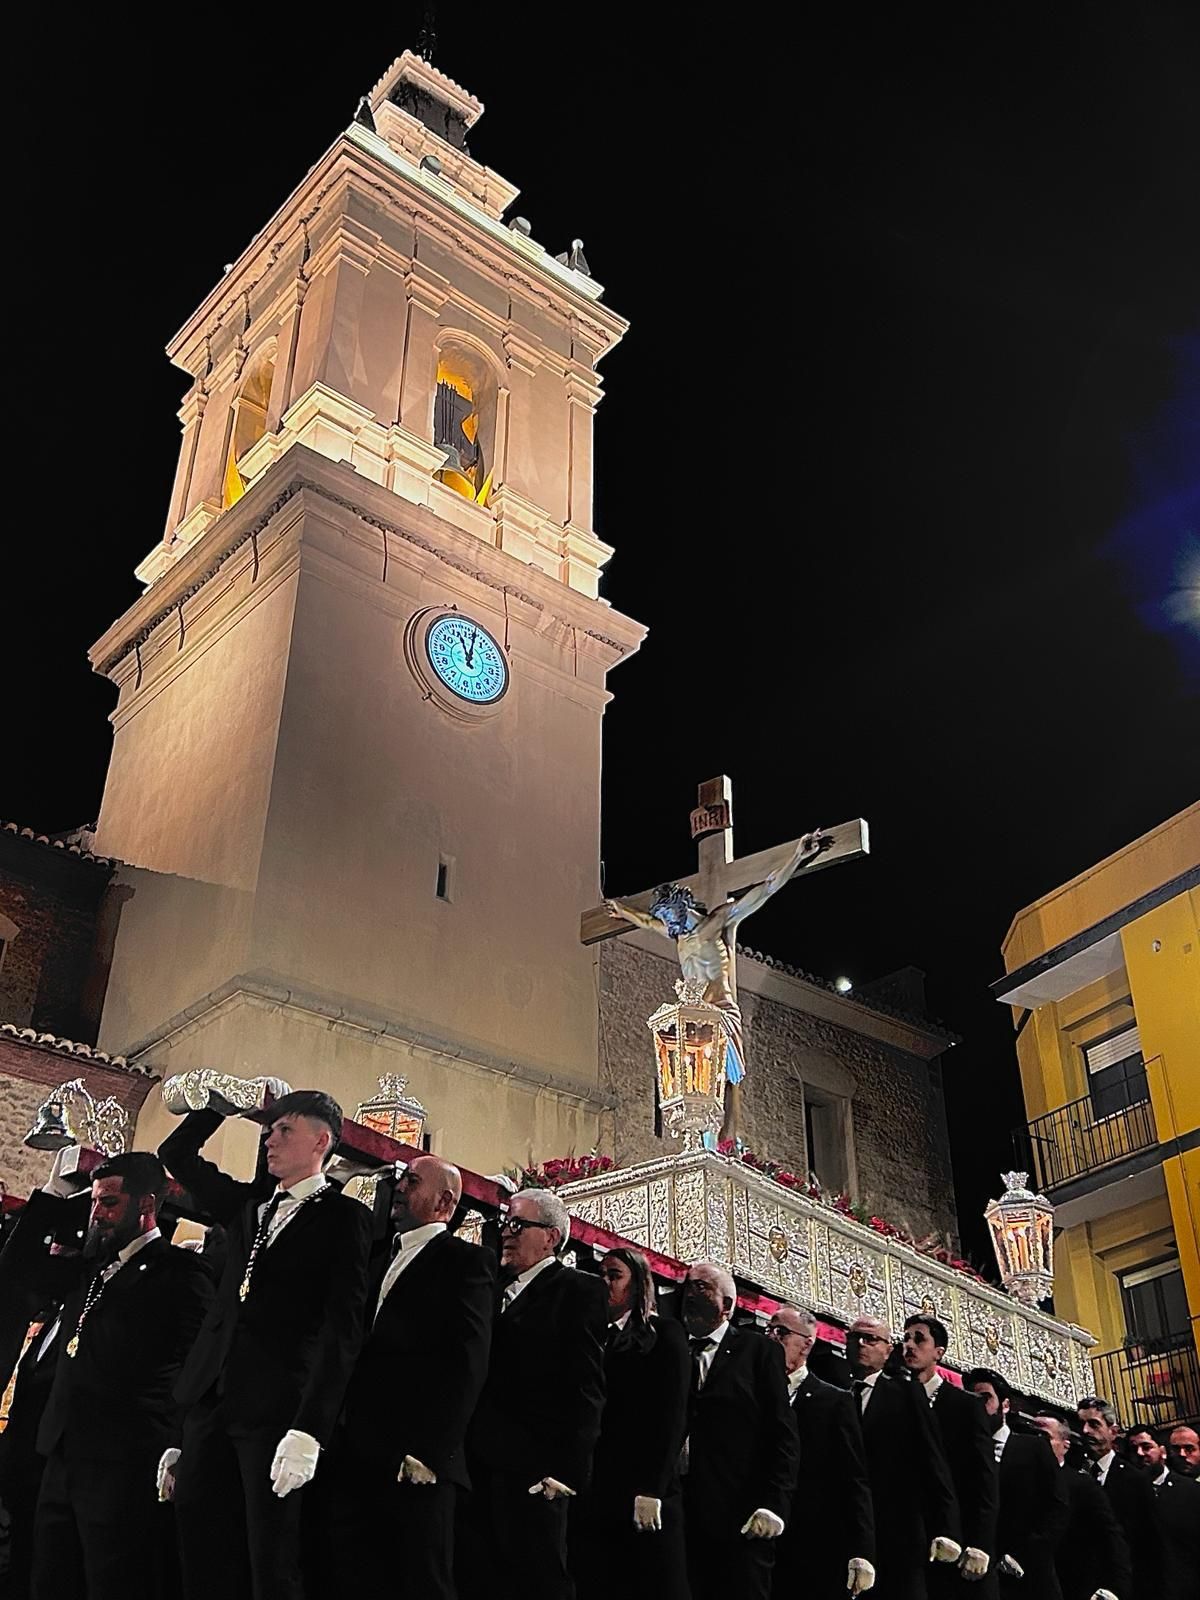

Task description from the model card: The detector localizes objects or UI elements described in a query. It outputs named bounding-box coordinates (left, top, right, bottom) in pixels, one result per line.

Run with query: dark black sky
left=6, top=8, right=1198, bottom=1260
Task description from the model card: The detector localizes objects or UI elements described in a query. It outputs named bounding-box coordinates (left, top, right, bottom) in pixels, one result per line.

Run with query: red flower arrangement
left=516, top=1152, right=616, bottom=1191
left=718, top=1141, right=990, bottom=1284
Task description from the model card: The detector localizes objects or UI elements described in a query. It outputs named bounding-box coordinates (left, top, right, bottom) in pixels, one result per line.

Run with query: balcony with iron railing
left=1089, top=1330, right=1200, bottom=1431
left=1013, top=1092, right=1158, bottom=1194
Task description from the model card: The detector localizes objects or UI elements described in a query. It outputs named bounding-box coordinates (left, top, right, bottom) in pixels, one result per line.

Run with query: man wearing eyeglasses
left=846, top=1315, right=960, bottom=1599
left=768, top=1305, right=875, bottom=1597
left=460, top=1188, right=606, bottom=1600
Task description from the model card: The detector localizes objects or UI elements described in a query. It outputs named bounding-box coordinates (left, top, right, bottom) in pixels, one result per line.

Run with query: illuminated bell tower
left=89, top=52, right=644, bottom=1172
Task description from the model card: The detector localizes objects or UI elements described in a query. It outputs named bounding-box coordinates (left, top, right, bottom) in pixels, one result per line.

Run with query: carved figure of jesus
left=605, top=830, right=830, bottom=1143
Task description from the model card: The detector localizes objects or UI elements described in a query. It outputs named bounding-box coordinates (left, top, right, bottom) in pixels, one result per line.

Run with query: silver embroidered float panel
left=559, top=1152, right=1094, bottom=1409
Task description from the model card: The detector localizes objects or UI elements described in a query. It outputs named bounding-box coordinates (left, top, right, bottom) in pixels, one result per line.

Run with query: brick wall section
left=0, top=1037, right=157, bottom=1198
left=0, top=835, right=113, bottom=1041
left=598, top=940, right=959, bottom=1247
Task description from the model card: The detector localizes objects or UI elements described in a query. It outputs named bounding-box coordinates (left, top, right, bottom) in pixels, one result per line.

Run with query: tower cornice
left=90, top=449, right=645, bottom=681
left=166, top=129, right=626, bottom=380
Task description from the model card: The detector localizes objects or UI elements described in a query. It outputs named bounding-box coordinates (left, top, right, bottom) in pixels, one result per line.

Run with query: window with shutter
left=1083, top=1023, right=1148, bottom=1119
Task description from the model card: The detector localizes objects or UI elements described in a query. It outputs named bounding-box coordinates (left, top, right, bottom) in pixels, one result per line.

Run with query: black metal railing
left=1014, top=1093, right=1157, bottom=1192
left=1089, top=1333, right=1200, bottom=1431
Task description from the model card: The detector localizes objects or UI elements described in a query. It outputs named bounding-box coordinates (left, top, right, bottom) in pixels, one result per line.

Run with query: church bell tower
left=89, top=52, right=645, bottom=1171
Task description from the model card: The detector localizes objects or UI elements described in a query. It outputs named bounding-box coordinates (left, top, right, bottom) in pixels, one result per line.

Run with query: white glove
left=1089, top=1592, right=1119, bottom=1600
left=156, top=1447, right=181, bottom=1503
left=960, top=1548, right=990, bottom=1580
left=528, top=1477, right=576, bottom=1500
left=999, top=1554, right=1026, bottom=1579
left=398, top=1455, right=437, bottom=1485
left=741, top=1508, right=785, bottom=1538
left=848, top=1557, right=876, bottom=1593
left=633, top=1495, right=662, bottom=1531
left=931, top=1537, right=963, bottom=1563
left=270, top=1429, right=320, bottom=1498
left=261, top=1076, right=291, bottom=1103
left=42, top=1145, right=85, bottom=1198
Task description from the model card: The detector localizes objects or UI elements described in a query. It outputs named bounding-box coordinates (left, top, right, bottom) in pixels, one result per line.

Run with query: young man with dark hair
left=1125, top=1423, right=1200, bottom=1600
left=965, top=1367, right=1067, bottom=1596
left=0, top=1146, right=213, bottom=1600
left=902, top=1316, right=997, bottom=1590
left=158, top=1086, right=372, bottom=1600
left=1076, top=1397, right=1162, bottom=1600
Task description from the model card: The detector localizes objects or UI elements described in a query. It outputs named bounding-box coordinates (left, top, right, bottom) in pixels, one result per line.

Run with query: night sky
left=7, top=10, right=1198, bottom=1262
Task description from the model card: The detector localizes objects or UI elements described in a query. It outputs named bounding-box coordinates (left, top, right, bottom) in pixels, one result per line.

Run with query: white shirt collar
left=994, top=1422, right=1011, bottom=1451
left=118, top=1227, right=161, bottom=1264
left=395, top=1220, right=445, bottom=1254
left=860, top=1369, right=883, bottom=1388
left=788, top=1364, right=809, bottom=1396
left=613, top=1310, right=631, bottom=1331
left=1096, top=1449, right=1116, bottom=1481
left=922, top=1372, right=943, bottom=1402
left=707, top=1317, right=732, bottom=1350
left=503, top=1253, right=558, bottom=1305
left=280, top=1172, right=327, bottom=1202
left=515, top=1253, right=558, bottom=1288
left=1154, top=1464, right=1169, bottom=1487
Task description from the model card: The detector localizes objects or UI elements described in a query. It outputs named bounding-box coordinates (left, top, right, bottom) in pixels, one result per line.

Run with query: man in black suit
left=0, top=1292, right=61, bottom=1600
left=847, top=1315, right=961, bottom=1600
left=1, top=1149, right=213, bottom=1600
left=1166, top=1423, right=1199, bottom=1479
left=158, top=1088, right=372, bottom=1600
left=462, top=1187, right=606, bottom=1600
left=679, top=1262, right=798, bottom=1600
left=1031, top=1416, right=1131, bottom=1600
left=1126, top=1423, right=1200, bottom=1600
left=768, top=1303, right=875, bottom=1598
left=316, top=1155, right=494, bottom=1599
left=965, top=1368, right=1067, bottom=1599
left=1076, top=1398, right=1162, bottom=1600
left=902, top=1316, right=998, bottom=1590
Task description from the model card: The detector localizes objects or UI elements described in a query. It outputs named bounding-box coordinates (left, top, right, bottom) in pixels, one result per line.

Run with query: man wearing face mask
left=0, top=1148, right=212, bottom=1600
left=846, top=1316, right=960, bottom=1600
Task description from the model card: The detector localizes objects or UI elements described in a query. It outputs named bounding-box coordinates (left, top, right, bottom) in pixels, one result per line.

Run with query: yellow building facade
left=995, top=803, right=1199, bottom=1428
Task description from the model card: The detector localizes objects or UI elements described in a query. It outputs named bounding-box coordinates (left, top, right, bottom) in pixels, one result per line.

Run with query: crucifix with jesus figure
left=579, top=777, right=869, bottom=1145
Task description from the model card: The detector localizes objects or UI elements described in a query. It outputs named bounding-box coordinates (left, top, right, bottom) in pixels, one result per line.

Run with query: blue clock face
left=425, top=614, right=509, bottom=704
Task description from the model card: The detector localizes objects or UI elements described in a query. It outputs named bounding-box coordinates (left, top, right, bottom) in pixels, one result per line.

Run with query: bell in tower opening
left=433, top=346, right=494, bottom=505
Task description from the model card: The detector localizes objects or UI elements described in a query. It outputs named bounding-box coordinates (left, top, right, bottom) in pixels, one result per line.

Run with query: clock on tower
left=87, top=50, right=645, bottom=1176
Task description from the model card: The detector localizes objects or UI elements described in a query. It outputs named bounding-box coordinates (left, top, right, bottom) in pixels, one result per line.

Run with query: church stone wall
left=0, top=839, right=112, bottom=1042
left=597, top=939, right=959, bottom=1249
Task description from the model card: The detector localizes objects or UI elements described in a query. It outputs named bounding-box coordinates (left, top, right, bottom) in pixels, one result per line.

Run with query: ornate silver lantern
left=647, top=979, right=733, bottom=1151
left=23, top=1077, right=129, bottom=1158
left=355, top=1074, right=427, bottom=1149
left=985, top=1171, right=1055, bottom=1307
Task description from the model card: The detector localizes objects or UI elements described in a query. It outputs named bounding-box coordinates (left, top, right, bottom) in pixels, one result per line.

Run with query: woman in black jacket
left=573, top=1247, right=691, bottom=1600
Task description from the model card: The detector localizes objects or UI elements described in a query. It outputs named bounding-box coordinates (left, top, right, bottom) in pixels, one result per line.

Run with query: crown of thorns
left=649, top=883, right=707, bottom=917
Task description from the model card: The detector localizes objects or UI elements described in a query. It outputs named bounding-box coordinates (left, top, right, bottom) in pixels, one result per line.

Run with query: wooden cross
left=579, top=776, right=869, bottom=985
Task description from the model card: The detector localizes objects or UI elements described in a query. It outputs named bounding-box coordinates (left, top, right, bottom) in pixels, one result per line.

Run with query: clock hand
left=465, top=629, right=477, bottom=668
